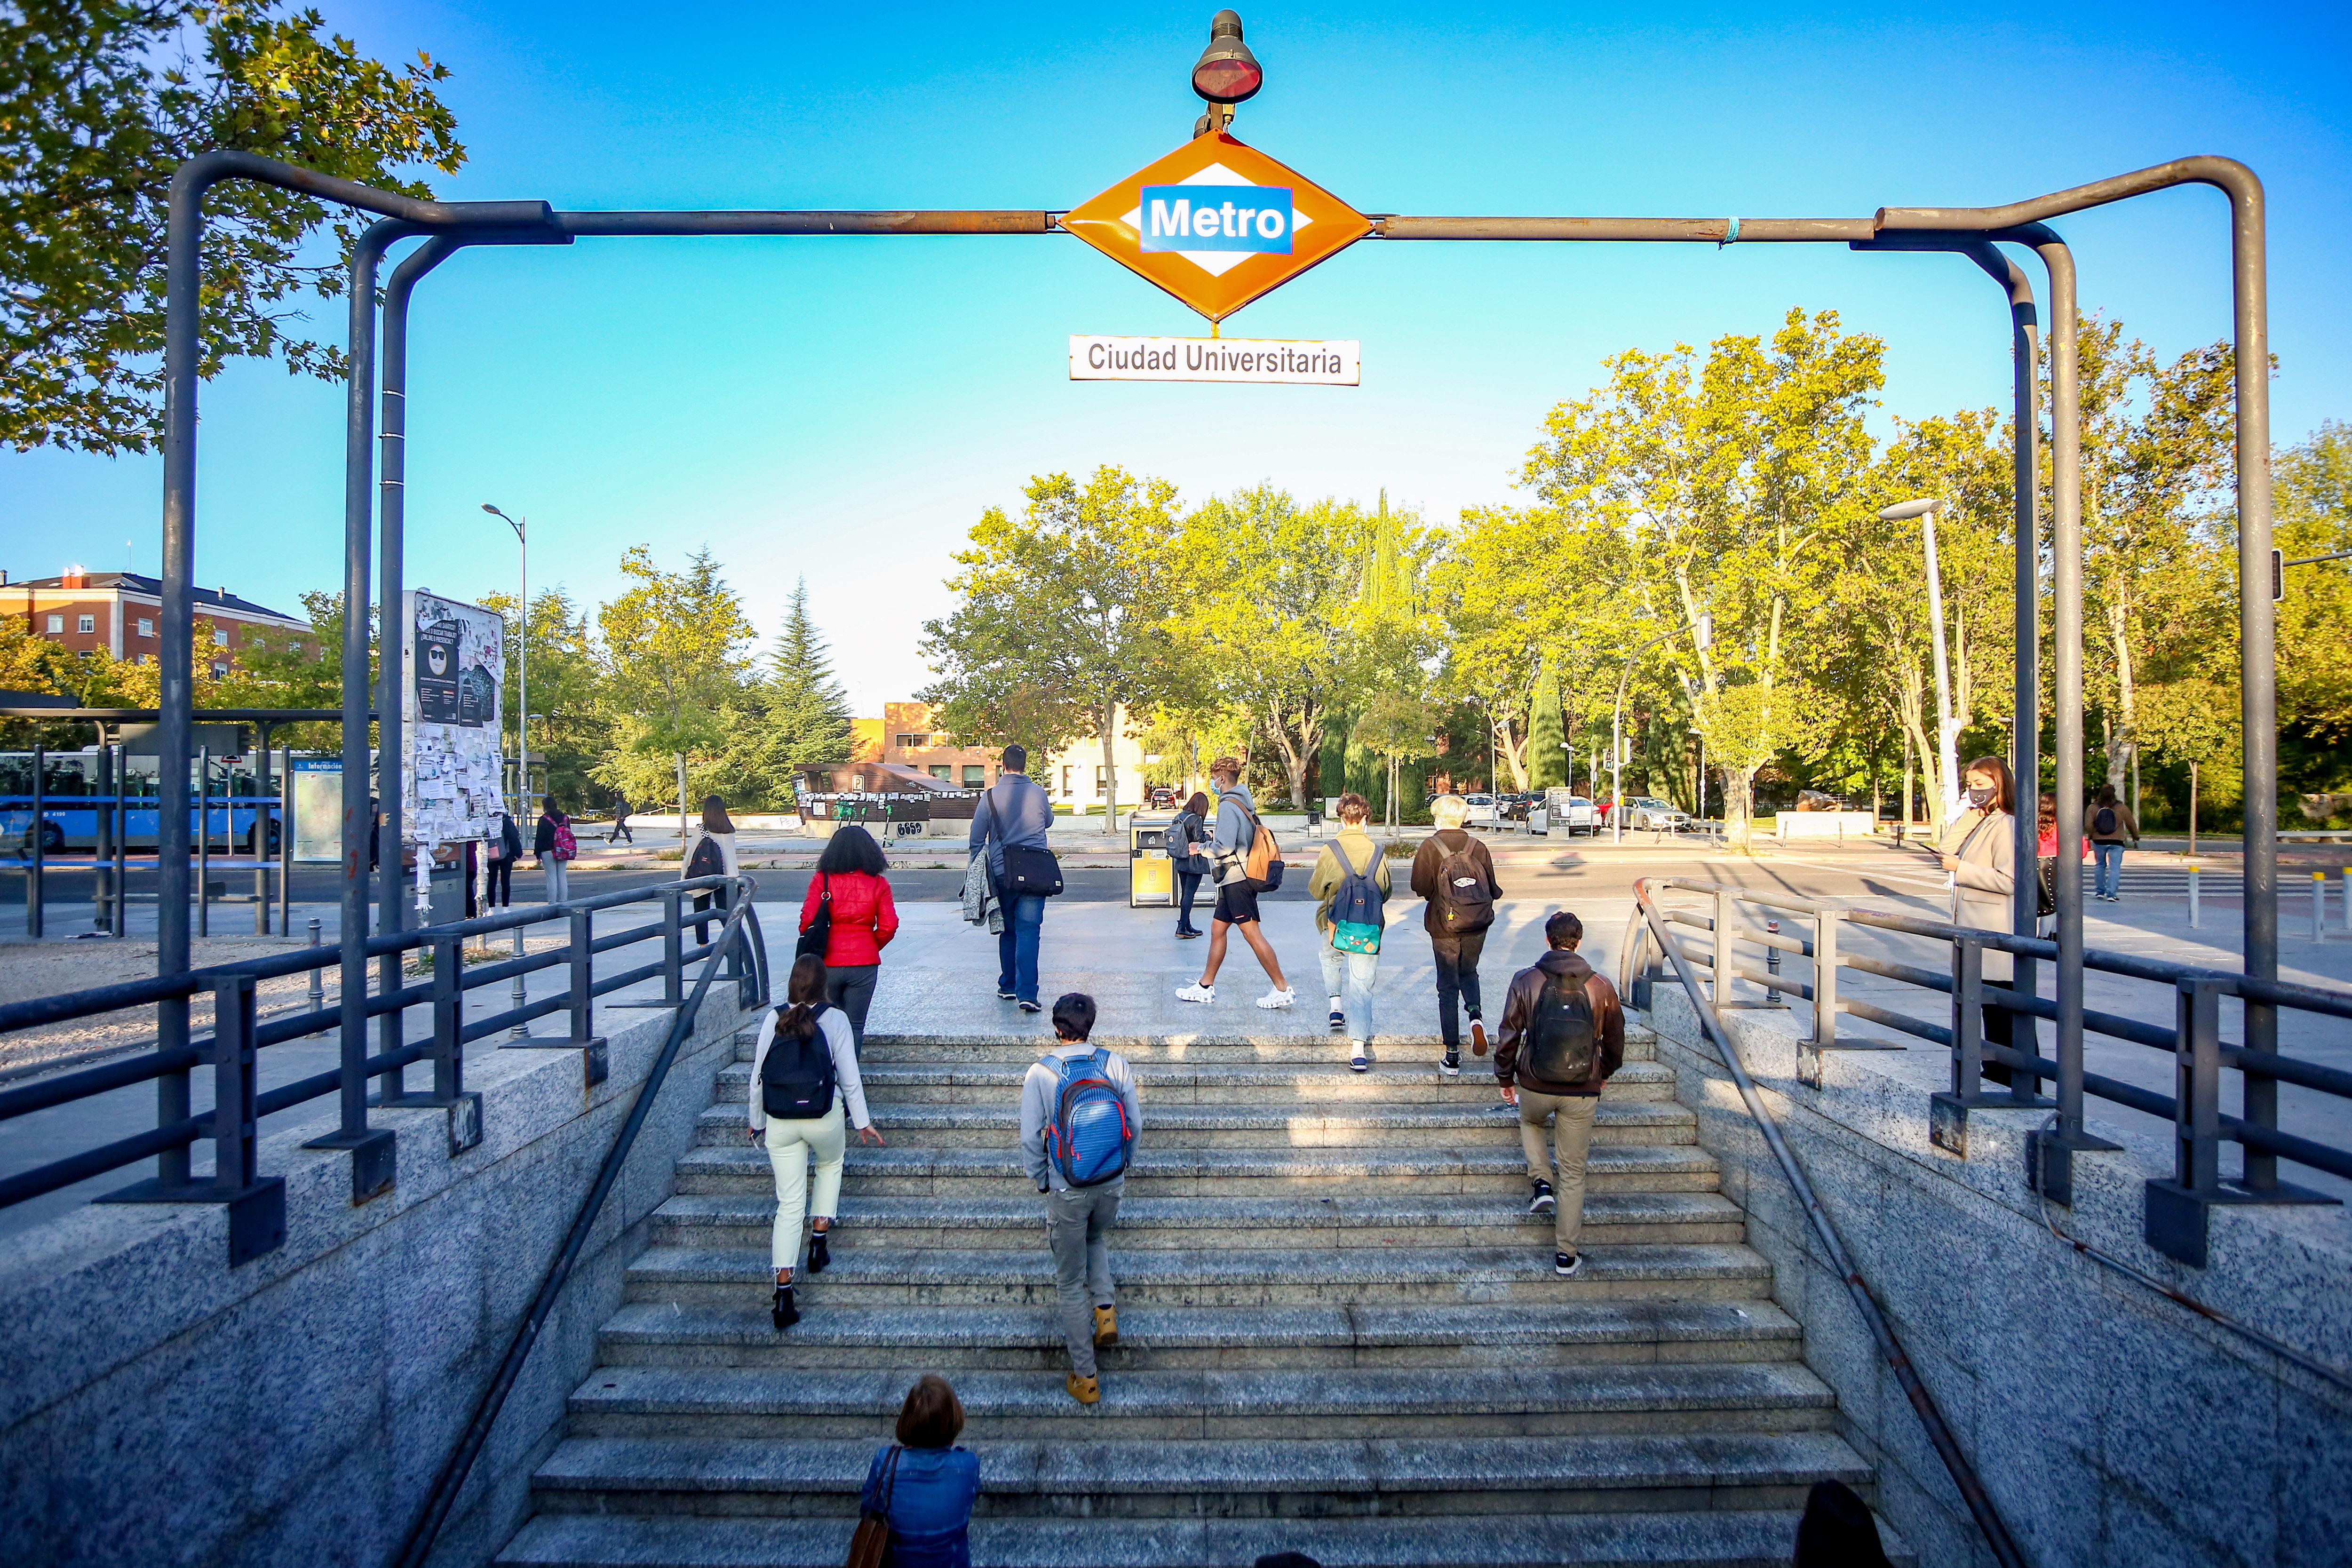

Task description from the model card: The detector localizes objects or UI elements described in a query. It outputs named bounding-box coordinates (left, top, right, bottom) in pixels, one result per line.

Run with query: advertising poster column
left=401, top=592, right=507, bottom=913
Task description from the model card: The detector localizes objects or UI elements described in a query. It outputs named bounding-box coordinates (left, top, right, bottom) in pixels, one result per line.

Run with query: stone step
left=695, top=1099, right=1697, bottom=1150
left=720, top=1058, right=1680, bottom=1106
left=648, top=1190, right=1748, bottom=1251
left=675, top=1141, right=1722, bottom=1198
left=563, top=1361, right=1837, bottom=1441
left=593, top=1298, right=1806, bottom=1372
left=500, top=1508, right=1911, bottom=1568
left=623, top=1242, right=1775, bottom=1308
left=763, top=1029, right=1658, bottom=1066
left=525, top=1430, right=1870, bottom=1518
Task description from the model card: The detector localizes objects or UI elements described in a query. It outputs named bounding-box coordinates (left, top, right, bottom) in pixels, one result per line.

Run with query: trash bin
left=426, top=862, right=464, bottom=927
left=1129, top=814, right=1176, bottom=907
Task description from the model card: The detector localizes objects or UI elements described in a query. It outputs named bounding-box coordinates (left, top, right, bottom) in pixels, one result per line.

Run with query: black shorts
left=1214, top=878, right=1262, bottom=925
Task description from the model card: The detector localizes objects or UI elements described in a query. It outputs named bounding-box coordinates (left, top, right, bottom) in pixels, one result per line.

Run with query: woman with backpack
left=484, top=810, right=523, bottom=908
left=534, top=797, right=577, bottom=904
left=2035, top=793, right=2088, bottom=937
left=1307, top=793, right=1391, bottom=1072
left=1168, top=790, right=1214, bottom=939
left=1412, top=794, right=1503, bottom=1080
left=801, top=824, right=900, bottom=1052
left=2087, top=783, right=2139, bottom=903
left=747, top=954, right=884, bottom=1330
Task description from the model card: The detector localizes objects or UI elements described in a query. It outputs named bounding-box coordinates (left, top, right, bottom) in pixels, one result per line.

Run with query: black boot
left=807, top=1228, right=831, bottom=1274
left=771, top=1282, right=799, bottom=1330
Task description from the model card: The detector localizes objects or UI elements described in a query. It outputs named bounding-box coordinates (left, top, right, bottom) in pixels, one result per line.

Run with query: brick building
left=2, top=569, right=307, bottom=677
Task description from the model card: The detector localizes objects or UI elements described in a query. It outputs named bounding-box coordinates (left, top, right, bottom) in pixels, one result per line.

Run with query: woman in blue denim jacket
left=859, top=1375, right=980, bottom=1568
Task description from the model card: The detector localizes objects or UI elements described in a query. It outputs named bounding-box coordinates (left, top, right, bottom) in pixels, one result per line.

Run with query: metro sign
left=1061, top=131, right=1371, bottom=323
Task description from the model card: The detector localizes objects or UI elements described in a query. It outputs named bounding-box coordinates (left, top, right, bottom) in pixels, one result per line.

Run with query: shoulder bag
left=991, top=781, right=1064, bottom=898
left=797, top=872, right=833, bottom=961
left=845, top=1444, right=900, bottom=1568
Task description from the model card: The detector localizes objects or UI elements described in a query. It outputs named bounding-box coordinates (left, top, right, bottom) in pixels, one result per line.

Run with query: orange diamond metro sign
left=1061, top=131, right=1371, bottom=324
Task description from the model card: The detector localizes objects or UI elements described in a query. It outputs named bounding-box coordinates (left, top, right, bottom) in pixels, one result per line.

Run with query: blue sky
left=4, top=1, right=2348, bottom=712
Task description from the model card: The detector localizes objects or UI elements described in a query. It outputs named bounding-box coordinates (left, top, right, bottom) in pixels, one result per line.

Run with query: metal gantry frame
left=146, top=150, right=2284, bottom=1218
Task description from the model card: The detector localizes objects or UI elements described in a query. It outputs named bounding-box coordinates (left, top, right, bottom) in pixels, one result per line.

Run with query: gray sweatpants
left=1044, top=1178, right=1123, bottom=1376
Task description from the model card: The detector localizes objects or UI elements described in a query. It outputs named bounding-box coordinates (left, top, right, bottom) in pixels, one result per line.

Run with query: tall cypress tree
left=763, top=578, right=854, bottom=784
left=1530, top=661, right=1568, bottom=789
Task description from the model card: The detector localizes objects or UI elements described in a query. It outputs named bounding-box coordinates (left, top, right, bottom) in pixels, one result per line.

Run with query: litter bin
left=1128, top=813, right=1176, bottom=907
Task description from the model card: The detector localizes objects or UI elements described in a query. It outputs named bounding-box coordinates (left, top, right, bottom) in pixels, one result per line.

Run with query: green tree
left=2, top=0, right=466, bottom=453
left=2274, top=422, right=2352, bottom=746
left=216, top=589, right=355, bottom=752
left=1528, top=661, right=1567, bottom=789
left=756, top=576, right=854, bottom=795
left=477, top=588, right=605, bottom=810
left=1351, top=691, right=1437, bottom=836
left=593, top=546, right=756, bottom=820
left=921, top=466, right=1180, bottom=833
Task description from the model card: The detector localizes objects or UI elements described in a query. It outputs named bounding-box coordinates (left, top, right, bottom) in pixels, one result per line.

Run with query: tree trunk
left=2105, top=595, right=2135, bottom=793
left=1496, top=715, right=1530, bottom=792
left=676, top=752, right=690, bottom=849
left=1725, top=765, right=1758, bottom=853
left=1099, top=705, right=1120, bottom=835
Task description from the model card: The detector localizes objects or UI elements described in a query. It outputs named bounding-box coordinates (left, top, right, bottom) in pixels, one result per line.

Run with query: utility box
left=1129, top=813, right=1175, bottom=907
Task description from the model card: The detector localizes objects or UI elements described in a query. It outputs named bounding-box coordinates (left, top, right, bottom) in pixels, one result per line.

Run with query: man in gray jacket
left=969, top=744, right=1056, bottom=1012
left=1174, top=756, right=1296, bottom=1010
left=1019, top=992, right=1141, bottom=1405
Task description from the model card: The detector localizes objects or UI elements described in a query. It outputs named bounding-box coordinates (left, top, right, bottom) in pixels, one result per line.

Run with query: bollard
left=2344, top=867, right=2352, bottom=935
left=509, top=922, right=530, bottom=1040
left=2316, top=872, right=2329, bottom=943
left=2186, top=862, right=2200, bottom=930
left=1765, top=919, right=1782, bottom=1003
left=305, top=918, right=325, bottom=1034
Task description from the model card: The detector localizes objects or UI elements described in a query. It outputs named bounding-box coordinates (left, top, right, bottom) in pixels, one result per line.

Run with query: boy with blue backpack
left=1306, top=793, right=1392, bottom=1072
left=1019, top=992, right=1141, bottom=1405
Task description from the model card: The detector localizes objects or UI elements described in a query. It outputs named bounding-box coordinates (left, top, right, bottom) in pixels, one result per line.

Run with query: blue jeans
left=998, top=893, right=1044, bottom=1002
left=2094, top=843, right=2125, bottom=899
left=1318, top=939, right=1379, bottom=1045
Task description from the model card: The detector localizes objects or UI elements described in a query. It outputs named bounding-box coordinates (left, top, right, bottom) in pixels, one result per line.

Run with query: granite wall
left=1645, top=984, right=2352, bottom=1568
left=0, top=991, right=751, bottom=1568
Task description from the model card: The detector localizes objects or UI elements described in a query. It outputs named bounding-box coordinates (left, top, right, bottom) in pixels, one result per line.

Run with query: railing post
left=197, top=745, right=210, bottom=939
left=1811, top=909, right=1839, bottom=1047
left=305, top=918, right=326, bottom=1035
left=569, top=906, right=594, bottom=1044
left=1950, top=936, right=1986, bottom=1093
left=24, top=742, right=42, bottom=939
left=1711, top=889, right=1734, bottom=1009
left=1764, top=919, right=1781, bottom=1003
left=508, top=920, right=530, bottom=1040
left=2146, top=978, right=2229, bottom=1266
left=111, top=745, right=127, bottom=938
left=662, top=889, right=684, bottom=1006
left=92, top=743, right=110, bottom=934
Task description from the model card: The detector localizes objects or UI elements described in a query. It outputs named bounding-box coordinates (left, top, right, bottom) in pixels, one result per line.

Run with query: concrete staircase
left=497, top=1021, right=1904, bottom=1566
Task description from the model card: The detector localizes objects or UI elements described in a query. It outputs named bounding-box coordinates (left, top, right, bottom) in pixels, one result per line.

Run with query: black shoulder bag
left=991, top=781, right=1064, bottom=898
left=797, top=872, right=833, bottom=961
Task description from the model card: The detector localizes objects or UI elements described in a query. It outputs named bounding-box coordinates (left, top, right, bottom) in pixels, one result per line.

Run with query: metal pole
left=111, top=744, right=126, bottom=939
left=2042, top=237, right=2090, bottom=1146
left=278, top=746, right=293, bottom=936
left=25, top=743, right=43, bottom=939
left=2187, top=863, right=2201, bottom=930
left=518, top=521, right=528, bottom=819
left=1920, top=501, right=1957, bottom=824
left=91, top=741, right=108, bottom=933
left=198, top=746, right=212, bottom=938
left=254, top=722, right=272, bottom=933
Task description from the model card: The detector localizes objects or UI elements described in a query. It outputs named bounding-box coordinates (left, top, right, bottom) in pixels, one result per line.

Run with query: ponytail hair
left=781, top=954, right=828, bottom=1041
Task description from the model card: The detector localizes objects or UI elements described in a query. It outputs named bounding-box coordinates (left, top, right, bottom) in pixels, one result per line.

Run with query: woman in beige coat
left=1939, top=755, right=2020, bottom=1076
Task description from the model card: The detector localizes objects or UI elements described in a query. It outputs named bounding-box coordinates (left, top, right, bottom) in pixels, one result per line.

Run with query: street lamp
left=1191, top=9, right=1262, bottom=136
left=482, top=504, right=529, bottom=820
left=1879, top=498, right=1959, bottom=823
left=1611, top=612, right=1709, bottom=843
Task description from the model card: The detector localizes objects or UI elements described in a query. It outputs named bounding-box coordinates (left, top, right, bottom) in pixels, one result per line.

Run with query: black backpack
left=1433, top=832, right=1494, bottom=934
left=1524, top=970, right=1598, bottom=1085
left=761, top=1007, right=836, bottom=1120
left=2093, top=805, right=2119, bottom=836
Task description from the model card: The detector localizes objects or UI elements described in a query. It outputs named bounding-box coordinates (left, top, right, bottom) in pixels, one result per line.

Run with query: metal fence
left=0, top=875, right=765, bottom=1264
left=1625, top=876, right=2352, bottom=1267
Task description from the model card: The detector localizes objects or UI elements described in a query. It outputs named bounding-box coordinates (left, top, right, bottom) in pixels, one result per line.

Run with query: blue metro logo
left=1138, top=184, right=1295, bottom=254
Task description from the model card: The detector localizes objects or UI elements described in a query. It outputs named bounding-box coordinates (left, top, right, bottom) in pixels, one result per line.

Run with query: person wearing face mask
left=1939, top=756, right=2019, bottom=1080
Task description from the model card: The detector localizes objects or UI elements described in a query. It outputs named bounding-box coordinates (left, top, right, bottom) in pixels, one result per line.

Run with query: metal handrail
left=389, top=883, right=765, bottom=1568
left=1627, top=880, right=2026, bottom=1568
left=1629, top=876, right=2351, bottom=1266
left=0, top=875, right=759, bottom=1213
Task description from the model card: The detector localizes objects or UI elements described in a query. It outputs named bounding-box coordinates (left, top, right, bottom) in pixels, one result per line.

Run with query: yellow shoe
left=1093, top=1305, right=1119, bottom=1346
left=1065, top=1372, right=1099, bottom=1405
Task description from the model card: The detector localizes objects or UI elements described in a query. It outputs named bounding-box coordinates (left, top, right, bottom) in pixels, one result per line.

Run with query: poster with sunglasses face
left=402, top=591, right=506, bottom=851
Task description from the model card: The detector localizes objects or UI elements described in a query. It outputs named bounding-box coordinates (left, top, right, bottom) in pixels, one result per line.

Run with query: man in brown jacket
left=1493, top=909, right=1625, bottom=1277
left=1410, top=795, right=1504, bottom=1078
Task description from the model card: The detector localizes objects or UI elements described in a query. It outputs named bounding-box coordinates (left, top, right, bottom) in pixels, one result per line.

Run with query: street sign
left=1070, top=334, right=1359, bottom=385
left=1062, top=131, right=1371, bottom=322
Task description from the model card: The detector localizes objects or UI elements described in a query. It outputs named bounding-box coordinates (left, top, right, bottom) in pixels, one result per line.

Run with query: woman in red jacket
left=800, top=825, right=898, bottom=1053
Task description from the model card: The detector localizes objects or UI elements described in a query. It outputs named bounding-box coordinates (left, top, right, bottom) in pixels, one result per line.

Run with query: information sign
left=1061, top=131, right=1370, bottom=322
left=1070, top=335, right=1358, bottom=385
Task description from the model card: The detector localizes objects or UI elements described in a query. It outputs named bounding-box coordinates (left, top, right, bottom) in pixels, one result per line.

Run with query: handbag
left=990, top=783, right=1064, bottom=898
left=797, top=873, right=833, bottom=961
left=845, top=1444, right=899, bottom=1568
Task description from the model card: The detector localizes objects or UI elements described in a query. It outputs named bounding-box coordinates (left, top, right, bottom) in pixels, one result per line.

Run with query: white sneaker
left=1256, top=987, right=1297, bottom=1010
left=1176, top=983, right=1215, bottom=1004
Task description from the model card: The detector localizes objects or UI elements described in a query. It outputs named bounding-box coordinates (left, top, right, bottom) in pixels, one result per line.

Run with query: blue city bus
left=0, top=750, right=285, bottom=856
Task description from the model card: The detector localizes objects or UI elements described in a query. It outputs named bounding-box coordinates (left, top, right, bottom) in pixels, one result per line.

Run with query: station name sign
left=1069, top=334, right=1359, bottom=386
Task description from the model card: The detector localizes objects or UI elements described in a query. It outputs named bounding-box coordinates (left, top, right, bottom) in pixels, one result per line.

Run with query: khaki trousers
left=1517, top=1089, right=1600, bottom=1251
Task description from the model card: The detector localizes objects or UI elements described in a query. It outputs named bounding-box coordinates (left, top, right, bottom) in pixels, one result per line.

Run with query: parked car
left=1146, top=786, right=1177, bottom=811
left=1461, top=792, right=1500, bottom=828
left=1622, top=796, right=1691, bottom=832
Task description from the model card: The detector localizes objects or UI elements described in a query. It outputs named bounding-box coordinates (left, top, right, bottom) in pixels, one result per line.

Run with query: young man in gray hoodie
left=1019, top=992, right=1142, bottom=1405
left=1174, top=756, right=1296, bottom=1010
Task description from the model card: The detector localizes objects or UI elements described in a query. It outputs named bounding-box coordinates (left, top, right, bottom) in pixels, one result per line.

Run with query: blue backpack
left=1328, top=842, right=1386, bottom=955
left=1043, top=1048, right=1133, bottom=1187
